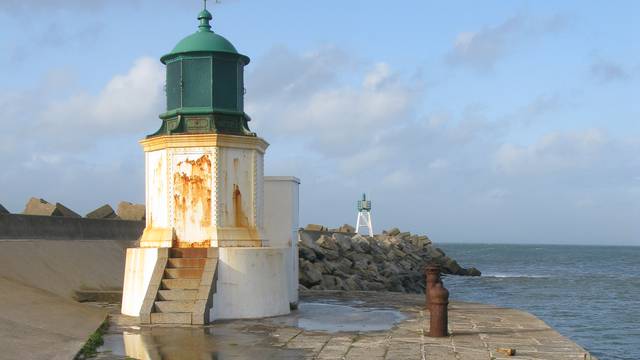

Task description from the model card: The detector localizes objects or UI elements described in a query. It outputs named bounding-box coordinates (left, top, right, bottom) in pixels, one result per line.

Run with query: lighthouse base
left=121, top=246, right=289, bottom=324
left=210, top=247, right=290, bottom=320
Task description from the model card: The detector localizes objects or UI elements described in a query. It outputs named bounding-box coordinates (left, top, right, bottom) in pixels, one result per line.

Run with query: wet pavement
left=95, top=290, right=597, bottom=360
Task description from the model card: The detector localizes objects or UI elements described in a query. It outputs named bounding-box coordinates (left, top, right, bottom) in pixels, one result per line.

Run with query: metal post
left=428, top=280, right=449, bottom=337
left=424, top=264, right=441, bottom=309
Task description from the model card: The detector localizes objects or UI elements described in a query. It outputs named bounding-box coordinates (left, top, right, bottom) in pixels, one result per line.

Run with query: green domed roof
left=160, top=8, right=249, bottom=64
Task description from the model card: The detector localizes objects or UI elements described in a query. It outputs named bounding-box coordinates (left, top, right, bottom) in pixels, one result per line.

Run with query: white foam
left=484, top=272, right=547, bottom=278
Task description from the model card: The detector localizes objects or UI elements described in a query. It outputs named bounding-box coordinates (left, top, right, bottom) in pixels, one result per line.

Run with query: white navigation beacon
left=355, top=193, right=374, bottom=236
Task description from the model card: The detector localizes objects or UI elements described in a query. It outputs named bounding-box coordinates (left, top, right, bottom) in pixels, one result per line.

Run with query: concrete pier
left=98, top=290, right=597, bottom=360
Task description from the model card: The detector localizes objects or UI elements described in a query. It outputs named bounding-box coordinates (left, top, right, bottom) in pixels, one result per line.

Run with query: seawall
left=0, top=214, right=143, bottom=300
left=0, top=213, right=143, bottom=359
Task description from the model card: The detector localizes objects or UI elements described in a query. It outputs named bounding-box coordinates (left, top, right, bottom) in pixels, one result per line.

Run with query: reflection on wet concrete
left=99, top=326, right=306, bottom=360
left=97, top=301, right=407, bottom=360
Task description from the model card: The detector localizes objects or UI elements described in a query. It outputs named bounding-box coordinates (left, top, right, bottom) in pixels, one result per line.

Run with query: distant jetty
left=299, top=224, right=481, bottom=293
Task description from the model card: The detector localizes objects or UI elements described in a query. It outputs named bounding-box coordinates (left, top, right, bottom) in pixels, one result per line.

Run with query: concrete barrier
left=0, top=212, right=140, bottom=359
left=0, top=213, right=143, bottom=240
left=0, top=214, right=142, bottom=300
left=0, top=239, right=137, bottom=300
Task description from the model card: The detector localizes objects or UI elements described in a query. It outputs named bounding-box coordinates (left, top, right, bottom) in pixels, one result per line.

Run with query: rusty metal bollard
left=424, top=265, right=442, bottom=309
left=428, top=281, right=449, bottom=337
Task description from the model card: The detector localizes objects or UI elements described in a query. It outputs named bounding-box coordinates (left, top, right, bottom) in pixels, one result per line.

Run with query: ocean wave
left=483, top=272, right=548, bottom=279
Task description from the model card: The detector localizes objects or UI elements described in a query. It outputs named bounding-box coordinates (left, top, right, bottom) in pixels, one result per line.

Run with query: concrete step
left=157, top=289, right=198, bottom=301
left=164, top=268, right=203, bottom=279
left=170, top=248, right=208, bottom=258
left=161, top=278, right=199, bottom=290
left=167, top=258, right=207, bottom=269
left=154, top=300, right=195, bottom=313
left=150, top=312, right=191, bottom=324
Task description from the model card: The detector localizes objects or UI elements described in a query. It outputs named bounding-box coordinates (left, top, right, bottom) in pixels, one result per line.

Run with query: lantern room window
left=183, top=57, right=213, bottom=108
left=166, top=60, right=182, bottom=111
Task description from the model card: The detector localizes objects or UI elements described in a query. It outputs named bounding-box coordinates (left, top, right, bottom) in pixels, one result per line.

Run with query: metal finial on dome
left=198, top=1, right=213, bottom=32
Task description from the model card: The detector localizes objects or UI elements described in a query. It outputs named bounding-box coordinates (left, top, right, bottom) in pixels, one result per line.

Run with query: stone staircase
left=141, top=248, right=218, bottom=325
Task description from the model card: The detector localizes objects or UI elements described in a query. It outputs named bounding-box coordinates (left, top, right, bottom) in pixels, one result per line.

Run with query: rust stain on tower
left=232, top=184, right=249, bottom=228
left=173, top=154, right=212, bottom=248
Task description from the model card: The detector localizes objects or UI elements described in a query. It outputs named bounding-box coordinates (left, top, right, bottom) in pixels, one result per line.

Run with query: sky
left=0, top=0, right=638, bottom=245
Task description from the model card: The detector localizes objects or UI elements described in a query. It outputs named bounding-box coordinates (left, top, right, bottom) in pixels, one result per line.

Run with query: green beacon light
left=355, top=193, right=373, bottom=236
left=357, top=193, right=372, bottom=212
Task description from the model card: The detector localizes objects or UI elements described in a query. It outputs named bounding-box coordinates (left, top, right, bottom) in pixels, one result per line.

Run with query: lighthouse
left=121, top=3, right=297, bottom=324
left=355, top=193, right=374, bottom=236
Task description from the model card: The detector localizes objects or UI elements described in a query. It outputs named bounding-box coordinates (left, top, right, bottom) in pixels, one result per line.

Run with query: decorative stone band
left=139, top=133, right=269, bottom=153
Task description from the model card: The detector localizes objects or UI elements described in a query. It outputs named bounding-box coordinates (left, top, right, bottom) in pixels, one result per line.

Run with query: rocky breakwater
left=299, top=225, right=481, bottom=293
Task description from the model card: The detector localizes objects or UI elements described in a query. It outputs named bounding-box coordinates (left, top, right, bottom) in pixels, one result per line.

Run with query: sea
left=438, top=243, right=640, bottom=360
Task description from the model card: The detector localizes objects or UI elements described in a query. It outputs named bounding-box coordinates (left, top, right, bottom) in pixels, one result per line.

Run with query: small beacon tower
left=121, top=2, right=294, bottom=325
left=355, top=193, right=374, bottom=236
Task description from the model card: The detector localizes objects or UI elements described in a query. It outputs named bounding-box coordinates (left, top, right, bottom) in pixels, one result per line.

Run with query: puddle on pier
left=96, top=301, right=407, bottom=359
left=282, top=302, right=407, bottom=332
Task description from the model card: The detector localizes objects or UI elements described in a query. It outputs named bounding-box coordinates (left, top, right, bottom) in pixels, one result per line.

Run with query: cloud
left=522, top=94, right=564, bottom=118
left=247, top=49, right=418, bottom=158
left=499, top=93, right=569, bottom=126
left=34, top=57, right=164, bottom=148
left=36, top=22, right=105, bottom=49
left=245, top=46, right=637, bottom=244
left=247, top=45, right=352, bottom=102
left=0, top=57, right=162, bottom=213
left=0, top=0, right=109, bottom=13
left=446, top=14, right=567, bottom=71
left=382, top=169, right=414, bottom=188
left=494, top=129, right=609, bottom=176
left=6, top=18, right=106, bottom=66
left=0, top=44, right=637, bottom=245
left=486, top=188, right=511, bottom=200
left=590, top=59, right=630, bottom=84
